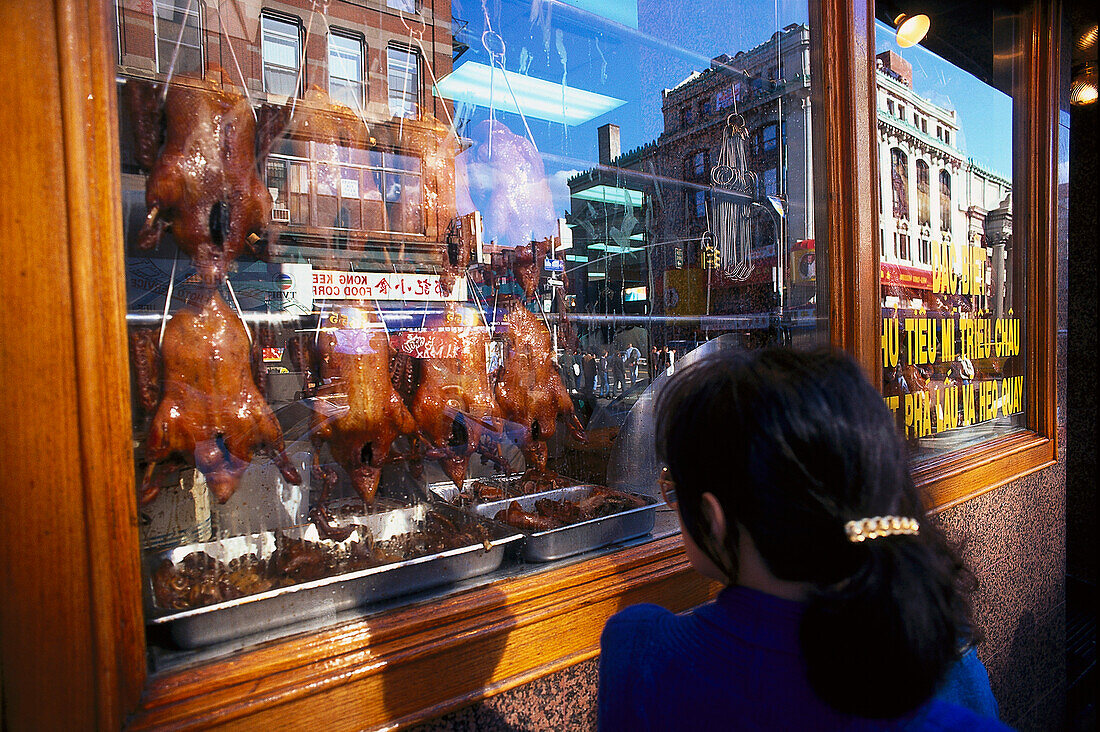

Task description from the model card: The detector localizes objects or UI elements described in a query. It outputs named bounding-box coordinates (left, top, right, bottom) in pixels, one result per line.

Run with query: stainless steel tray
left=472, top=486, right=660, bottom=562
left=427, top=473, right=580, bottom=505
left=144, top=502, right=523, bottom=648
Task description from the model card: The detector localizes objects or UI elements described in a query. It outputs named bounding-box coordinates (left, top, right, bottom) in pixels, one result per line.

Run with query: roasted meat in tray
left=427, top=470, right=577, bottom=505
left=475, top=485, right=659, bottom=562
left=145, top=501, right=522, bottom=647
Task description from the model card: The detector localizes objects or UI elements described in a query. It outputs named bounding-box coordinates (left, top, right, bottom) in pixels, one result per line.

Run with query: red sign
left=881, top=263, right=932, bottom=290
left=262, top=347, right=284, bottom=363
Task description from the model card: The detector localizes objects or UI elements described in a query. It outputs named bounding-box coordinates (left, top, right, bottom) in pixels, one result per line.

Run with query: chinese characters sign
left=311, top=270, right=466, bottom=301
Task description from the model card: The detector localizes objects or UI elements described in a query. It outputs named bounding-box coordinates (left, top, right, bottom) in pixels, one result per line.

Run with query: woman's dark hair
left=655, top=347, right=975, bottom=718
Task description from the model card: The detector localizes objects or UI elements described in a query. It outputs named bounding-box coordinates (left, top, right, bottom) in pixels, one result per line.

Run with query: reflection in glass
left=262, top=14, right=301, bottom=96
left=874, top=20, right=1023, bottom=462
left=113, top=0, right=826, bottom=659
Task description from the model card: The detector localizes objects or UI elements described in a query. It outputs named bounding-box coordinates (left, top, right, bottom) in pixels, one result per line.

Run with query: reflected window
left=154, top=0, right=202, bottom=77
left=762, top=123, right=778, bottom=152
left=891, top=148, right=909, bottom=219
left=261, top=14, right=301, bottom=97
left=387, top=45, right=420, bottom=119
left=329, top=31, right=365, bottom=109
left=916, top=160, right=930, bottom=226
left=939, top=170, right=952, bottom=232
left=387, top=0, right=417, bottom=10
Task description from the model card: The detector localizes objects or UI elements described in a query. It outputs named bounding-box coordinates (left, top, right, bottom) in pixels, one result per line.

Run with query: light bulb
left=894, top=13, right=930, bottom=49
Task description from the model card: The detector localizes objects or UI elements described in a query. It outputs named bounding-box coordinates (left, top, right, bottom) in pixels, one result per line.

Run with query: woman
left=599, top=347, right=1005, bottom=730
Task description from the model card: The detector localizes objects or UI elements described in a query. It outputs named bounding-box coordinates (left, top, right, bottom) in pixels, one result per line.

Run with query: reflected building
left=568, top=23, right=814, bottom=344
left=875, top=50, right=1012, bottom=312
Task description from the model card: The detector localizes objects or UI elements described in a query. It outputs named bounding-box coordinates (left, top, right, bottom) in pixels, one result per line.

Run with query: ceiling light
left=1070, top=62, right=1097, bottom=106
left=569, top=184, right=644, bottom=207
left=1075, top=24, right=1097, bottom=54
left=894, top=13, right=930, bottom=49
left=434, top=62, right=626, bottom=126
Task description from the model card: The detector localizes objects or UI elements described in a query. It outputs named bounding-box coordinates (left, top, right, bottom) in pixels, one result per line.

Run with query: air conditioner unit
left=271, top=207, right=291, bottom=223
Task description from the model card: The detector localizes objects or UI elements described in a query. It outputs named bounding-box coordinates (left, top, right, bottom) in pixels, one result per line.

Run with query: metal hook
left=481, top=29, right=506, bottom=62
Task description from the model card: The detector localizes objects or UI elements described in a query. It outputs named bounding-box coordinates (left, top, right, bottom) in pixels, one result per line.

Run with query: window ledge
left=916, top=430, right=1056, bottom=512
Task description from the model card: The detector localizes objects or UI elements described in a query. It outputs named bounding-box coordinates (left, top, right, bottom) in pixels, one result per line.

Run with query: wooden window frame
left=0, top=0, right=1060, bottom=728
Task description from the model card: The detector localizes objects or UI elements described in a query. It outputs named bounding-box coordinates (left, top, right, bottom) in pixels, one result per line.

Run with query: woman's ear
left=700, top=492, right=727, bottom=546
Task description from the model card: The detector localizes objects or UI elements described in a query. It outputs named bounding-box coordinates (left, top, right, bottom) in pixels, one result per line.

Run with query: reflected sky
left=446, top=0, right=810, bottom=217
left=874, top=20, right=1013, bottom=179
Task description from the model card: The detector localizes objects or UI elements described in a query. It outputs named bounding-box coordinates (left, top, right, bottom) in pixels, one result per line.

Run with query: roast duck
left=409, top=304, right=506, bottom=487
left=125, top=75, right=271, bottom=279
left=472, top=120, right=556, bottom=248
left=495, top=299, right=585, bottom=471
left=126, top=73, right=301, bottom=505
left=137, top=291, right=301, bottom=505
left=309, top=305, right=416, bottom=518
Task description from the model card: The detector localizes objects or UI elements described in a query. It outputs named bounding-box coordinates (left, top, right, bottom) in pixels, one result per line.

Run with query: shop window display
left=114, top=0, right=824, bottom=662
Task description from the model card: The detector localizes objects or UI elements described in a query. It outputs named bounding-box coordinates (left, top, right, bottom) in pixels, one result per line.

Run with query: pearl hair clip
left=845, top=515, right=920, bottom=542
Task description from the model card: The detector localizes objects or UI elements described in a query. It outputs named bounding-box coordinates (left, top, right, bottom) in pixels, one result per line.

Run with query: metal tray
left=472, top=486, right=660, bottom=562
left=427, top=473, right=580, bottom=505
left=144, top=502, right=523, bottom=648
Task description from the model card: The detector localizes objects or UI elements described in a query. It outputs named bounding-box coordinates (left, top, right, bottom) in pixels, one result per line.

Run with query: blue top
left=598, top=586, right=1009, bottom=731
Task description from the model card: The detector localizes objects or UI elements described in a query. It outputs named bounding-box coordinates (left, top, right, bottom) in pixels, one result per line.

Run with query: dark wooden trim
left=1, top=1, right=143, bottom=729
left=56, top=1, right=149, bottom=725
left=812, top=0, right=881, bottom=376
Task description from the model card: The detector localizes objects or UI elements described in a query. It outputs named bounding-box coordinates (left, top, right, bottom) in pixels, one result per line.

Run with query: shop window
left=153, top=0, right=203, bottom=77
left=261, top=13, right=301, bottom=97
left=387, top=45, right=420, bottom=118
left=329, top=31, right=365, bottom=109
left=875, top=15, right=1025, bottom=469
left=113, top=0, right=830, bottom=687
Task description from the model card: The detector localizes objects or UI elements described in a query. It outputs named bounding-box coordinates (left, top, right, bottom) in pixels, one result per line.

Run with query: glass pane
left=262, top=15, right=300, bottom=95
left=113, top=0, right=825, bottom=662
left=155, top=0, right=202, bottom=76
left=387, top=46, right=419, bottom=118
left=874, top=13, right=1024, bottom=462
